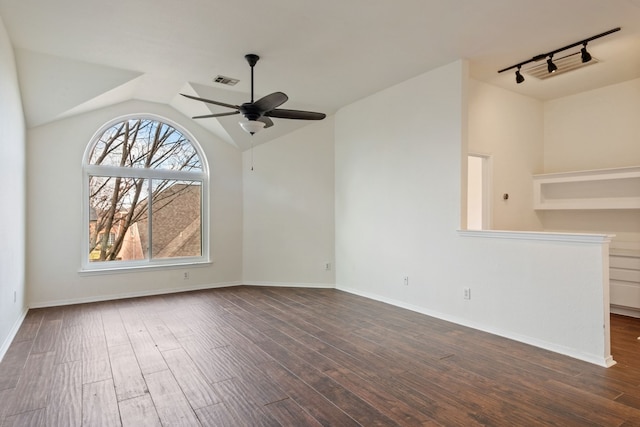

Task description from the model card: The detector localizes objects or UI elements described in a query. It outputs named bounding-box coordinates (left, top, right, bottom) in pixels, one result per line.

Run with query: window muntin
left=84, top=116, right=208, bottom=270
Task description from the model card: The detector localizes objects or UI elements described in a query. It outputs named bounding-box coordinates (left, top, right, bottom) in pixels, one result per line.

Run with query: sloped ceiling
left=15, top=49, right=143, bottom=128
left=2, top=0, right=640, bottom=151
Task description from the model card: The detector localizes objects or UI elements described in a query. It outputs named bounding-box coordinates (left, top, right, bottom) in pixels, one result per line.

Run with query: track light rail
left=497, top=27, right=620, bottom=74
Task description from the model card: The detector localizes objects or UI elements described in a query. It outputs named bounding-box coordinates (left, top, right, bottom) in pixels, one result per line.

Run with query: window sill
left=78, top=259, right=212, bottom=276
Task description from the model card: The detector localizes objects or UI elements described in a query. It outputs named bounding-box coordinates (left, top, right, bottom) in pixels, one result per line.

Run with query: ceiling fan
left=181, top=54, right=326, bottom=135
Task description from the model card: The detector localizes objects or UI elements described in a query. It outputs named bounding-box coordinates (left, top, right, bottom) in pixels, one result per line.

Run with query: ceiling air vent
left=213, top=75, right=239, bottom=86
left=524, top=52, right=599, bottom=80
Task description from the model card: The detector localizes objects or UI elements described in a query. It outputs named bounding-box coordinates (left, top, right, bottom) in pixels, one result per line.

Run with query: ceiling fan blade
left=253, top=92, right=288, bottom=113
left=180, top=93, right=239, bottom=110
left=192, top=111, right=240, bottom=119
left=266, top=108, right=326, bottom=120
left=257, top=116, right=274, bottom=129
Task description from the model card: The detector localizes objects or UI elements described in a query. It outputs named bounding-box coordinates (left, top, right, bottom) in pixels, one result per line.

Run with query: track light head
left=547, top=55, right=558, bottom=73
left=515, top=66, right=525, bottom=84
left=581, top=43, right=592, bottom=63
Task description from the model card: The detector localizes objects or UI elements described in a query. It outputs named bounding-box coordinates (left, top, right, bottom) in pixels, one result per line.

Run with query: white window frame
left=80, top=114, right=210, bottom=273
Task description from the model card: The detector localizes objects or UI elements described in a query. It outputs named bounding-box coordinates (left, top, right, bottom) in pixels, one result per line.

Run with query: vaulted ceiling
left=1, top=0, right=640, bottom=150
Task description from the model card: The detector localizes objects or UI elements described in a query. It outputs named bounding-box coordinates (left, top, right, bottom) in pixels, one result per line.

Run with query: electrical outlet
left=324, top=262, right=331, bottom=271
left=403, top=276, right=409, bottom=286
left=183, top=271, right=189, bottom=280
left=463, top=287, right=471, bottom=300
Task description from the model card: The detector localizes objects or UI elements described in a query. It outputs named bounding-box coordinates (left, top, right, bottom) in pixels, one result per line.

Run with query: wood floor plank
left=161, top=347, right=221, bottom=409
left=264, top=397, right=324, bottom=427
left=181, top=336, right=285, bottom=408
left=81, top=327, right=111, bottom=384
left=617, top=392, right=640, bottom=410
left=118, top=302, right=148, bottom=336
left=324, top=367, right=439, bottom=426
left=159, top=301, right=197, bottom=339
left=208, top=378, right=282, bottom=427
left=45, top=360, right=82, bottom=427
left=80, top=306, right=105, bottom=338
left=83, top=356, right=112, bottom=385
left=11, top=310, right=43, bottom=343
left=178, top=338, right=235, bottom=384
left=195, top=402, right=247, bottom=426
left=108, top=343, right=147, bottom=401
left=2, top=408, right=46, bottom=427
left=231, top=358, right=288, bottom=406
left=143, top=317, right=181, bottom=352
left=543, top=379, right=640, bottom=425
left=4, top=351, right=55, bottom=417
left=144, top=369, right=201, bottom=426
left=54, top=325, right=82, bottom=365
left=397, top=364, right=566, bottom=426
left=118, top=395, right=162, bottom=427
left=0, top=387, right=12, bottom=421
left=59, top=304, right=84, bottom=329
left=260, top=360, right=361, bottom=427
left=437, top=353, right=620, bottom=425
left=82, top=379, right=121, bottom=426
left=102, top=307, right=130, bottom=348
left=30, top=319, right=62, bottom=354
left=0, top=340, right=32, bottom=391
left=127, top=331, right=168, bottom=376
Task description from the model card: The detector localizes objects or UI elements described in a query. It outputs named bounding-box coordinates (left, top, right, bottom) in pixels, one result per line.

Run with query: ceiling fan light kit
left=181, top=54, right=326, bottom=135
left=239, top=118, right=266, bottom=135
left=497, top=27, right=620, bottom=84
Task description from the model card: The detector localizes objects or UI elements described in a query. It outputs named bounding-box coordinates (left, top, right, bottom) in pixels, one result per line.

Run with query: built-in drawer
left=610, top=252, right=640, bottom=315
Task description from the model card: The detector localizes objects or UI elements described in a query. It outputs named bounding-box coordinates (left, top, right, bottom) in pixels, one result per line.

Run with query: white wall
left=242, top=118, right=335, bottom=287
left=26, top=100, right=243, bottom=307
left=468, top=80, right=544, bottom=231
left=541, top=78, right=640, bottom=250
left=544, top=78, right=640, bottom=173
left=0, top=15, right=27, bottom=360
left=335, top=60, right=612, bottom=366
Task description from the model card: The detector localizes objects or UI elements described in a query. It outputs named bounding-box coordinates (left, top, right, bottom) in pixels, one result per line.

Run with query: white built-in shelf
left=533, top=166, right=640, bottom=210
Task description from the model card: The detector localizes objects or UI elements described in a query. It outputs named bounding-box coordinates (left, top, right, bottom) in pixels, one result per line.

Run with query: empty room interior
left=1, top=0, right=640, bottom=425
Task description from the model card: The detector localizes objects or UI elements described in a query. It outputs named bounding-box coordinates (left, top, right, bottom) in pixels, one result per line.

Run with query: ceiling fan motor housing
left=239, top=103, right=262, bottom=121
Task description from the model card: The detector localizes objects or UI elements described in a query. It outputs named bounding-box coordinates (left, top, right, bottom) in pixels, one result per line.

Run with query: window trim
left=80, top=113, right=210, bottom=273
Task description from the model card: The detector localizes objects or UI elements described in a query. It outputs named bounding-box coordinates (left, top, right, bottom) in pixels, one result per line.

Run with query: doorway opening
left=467, top=154, right=491, bottom=230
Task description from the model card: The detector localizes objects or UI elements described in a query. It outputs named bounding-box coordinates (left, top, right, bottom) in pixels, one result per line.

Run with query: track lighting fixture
left=515, top=66, right=525, bottom=84
left=581, top=43, right=592, bottom=63
left=497, top=27, right=620, bottom=83
left=547, top=55, right=558, bottom=73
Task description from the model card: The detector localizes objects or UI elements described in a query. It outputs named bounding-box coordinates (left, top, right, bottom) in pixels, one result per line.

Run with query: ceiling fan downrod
left=245, top=54, right=259, bottom=103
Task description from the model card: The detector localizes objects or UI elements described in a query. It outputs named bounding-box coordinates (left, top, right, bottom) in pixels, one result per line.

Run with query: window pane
left=88, top=119, right=202, bottom=172
left=150, top=180, right=202, bottom=259
left=89, top=176, right=148, bottom=262
left=85, top=117, right=207, bottom=269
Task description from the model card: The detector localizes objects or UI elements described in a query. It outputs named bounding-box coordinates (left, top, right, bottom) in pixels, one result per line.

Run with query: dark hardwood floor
left=1, top=286, right=640, bottom=426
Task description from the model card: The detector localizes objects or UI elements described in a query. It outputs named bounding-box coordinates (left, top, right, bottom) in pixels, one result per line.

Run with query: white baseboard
left=0, top=308, right=28, bottom=363
left=28, top=281, right=242, bottom=309
left=336, top=284, right=615, bottom=368
left=243, top=281, right=335, bottom=289
left=611, top=305, right=640, bottom=318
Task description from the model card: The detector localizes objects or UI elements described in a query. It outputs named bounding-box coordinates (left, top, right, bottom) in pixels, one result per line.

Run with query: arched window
left=82, top=115, right=209, bottom=270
